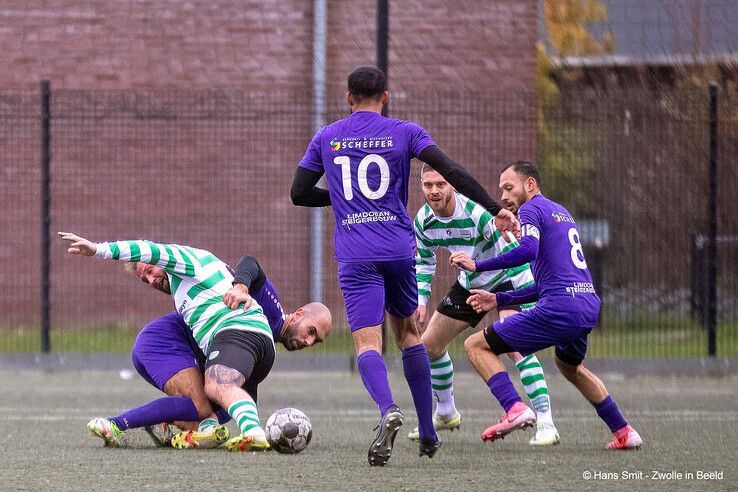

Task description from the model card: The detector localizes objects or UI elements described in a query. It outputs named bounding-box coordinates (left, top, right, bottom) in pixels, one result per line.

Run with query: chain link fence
left=1, top=85, right=735, bottom=358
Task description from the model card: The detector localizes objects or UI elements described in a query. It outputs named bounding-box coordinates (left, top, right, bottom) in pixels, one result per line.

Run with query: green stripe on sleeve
left=128, top=241, right=141, bottom=262
left=110, top=243, right=121, bottom=260
left=163, top=245, right=177, bottom=270
left=199, top=253, right=219, bottom=267
left=147, top=241, right=161, bottom=265
left=172, top=246, right=196, bottom=276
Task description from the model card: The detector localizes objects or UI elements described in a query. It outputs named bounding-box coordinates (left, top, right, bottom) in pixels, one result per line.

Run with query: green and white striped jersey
left=95, top=240, right=273, bottom=354
left=414, top=193, right=534, bottom=306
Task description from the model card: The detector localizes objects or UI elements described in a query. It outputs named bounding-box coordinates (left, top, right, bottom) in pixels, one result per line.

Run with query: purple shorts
left=337, top=258, right=418, bottom=331
left=131, top=311, right=204, bottom=390
left=490, top=305, right=593, bottom=365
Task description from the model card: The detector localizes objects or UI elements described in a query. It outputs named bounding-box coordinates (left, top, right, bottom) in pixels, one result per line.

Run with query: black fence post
left=41, top=80, right=52, bottom=354
left=377, top=0, right=389, bottom=354
left=707, top=84, right=718, bottom=357
left=376, top=0, right=389, bottom=117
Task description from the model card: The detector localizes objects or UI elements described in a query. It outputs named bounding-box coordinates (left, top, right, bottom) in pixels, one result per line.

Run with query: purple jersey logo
left=298, top=111, right=435, bottom=262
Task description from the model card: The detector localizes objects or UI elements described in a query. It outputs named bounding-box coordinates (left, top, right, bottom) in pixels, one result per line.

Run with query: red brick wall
left=0, top=1, right=537, bottom=331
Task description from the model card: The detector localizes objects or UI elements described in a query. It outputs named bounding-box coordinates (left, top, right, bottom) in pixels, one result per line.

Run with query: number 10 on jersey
left=334, top=154, right=390, bottom=200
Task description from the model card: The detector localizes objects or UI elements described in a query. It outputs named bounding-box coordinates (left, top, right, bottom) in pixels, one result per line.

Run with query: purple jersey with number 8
left=518, top=194, right=600, bottom=326
left=298, top=111, right=435, bottom=262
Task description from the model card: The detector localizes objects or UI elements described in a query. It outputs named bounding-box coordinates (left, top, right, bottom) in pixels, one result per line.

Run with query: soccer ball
left=265, top=407, right=312, bottom=454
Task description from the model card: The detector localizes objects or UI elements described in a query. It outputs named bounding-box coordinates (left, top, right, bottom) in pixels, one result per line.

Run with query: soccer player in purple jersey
left=451, top=161, right=642, bottom=450
left=290, top=66, right=520, bottom=466
left=83, top=254, right=331, bottom=449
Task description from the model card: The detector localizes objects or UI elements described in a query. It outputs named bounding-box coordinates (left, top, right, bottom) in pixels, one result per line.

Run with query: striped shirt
left=95, top=240, right=273, bottom=353
left=414, top=193, right=535, bottom=306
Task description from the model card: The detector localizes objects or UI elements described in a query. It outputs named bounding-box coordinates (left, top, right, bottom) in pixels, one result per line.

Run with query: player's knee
left=555, top=356, right=579, bottom=381
left=421, top=331, right=445, bottom=359
left=202, top=377, right=219, bottom=400
left=463, top=332, right=485, bottom=356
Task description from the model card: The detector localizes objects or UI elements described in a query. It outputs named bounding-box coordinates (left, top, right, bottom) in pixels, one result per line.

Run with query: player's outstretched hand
left=223, top=283, right=253, bottom=310
left=494, top=209, right=521, bottom=242
left=58, top=232, right=97, bottom=256
left=466, top=289, right=497, bottom=313
left=449, top=252, right=476, bottom=272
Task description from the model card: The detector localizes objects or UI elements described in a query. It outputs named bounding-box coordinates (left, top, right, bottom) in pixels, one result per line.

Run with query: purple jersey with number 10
left=299, top=111, right=435, bottom=262
left=519, top=194, right=600, bottom=326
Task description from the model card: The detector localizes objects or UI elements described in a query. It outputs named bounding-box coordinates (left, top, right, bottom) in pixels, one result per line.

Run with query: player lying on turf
left=408, top=165, right=559, bottom=445
left=451, top=161, right=642, bottom=450
left=291, top=66, right=520, bottom=466
left=60, top=232, right=331, bottom=452
left=84, top=253, right=330, bottom=449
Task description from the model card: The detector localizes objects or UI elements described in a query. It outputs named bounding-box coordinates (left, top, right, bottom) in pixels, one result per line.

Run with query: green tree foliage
left=543, top=0, right=614, bottom=58
left=538, top=0, right=613, bottom=216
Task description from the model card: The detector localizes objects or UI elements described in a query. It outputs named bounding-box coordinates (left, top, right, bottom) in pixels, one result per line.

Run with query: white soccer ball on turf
left=265, top=407, right=312, bottom=454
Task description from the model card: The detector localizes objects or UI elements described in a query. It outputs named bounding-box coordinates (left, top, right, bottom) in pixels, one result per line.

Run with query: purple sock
left=486, top=372, right=523, bottom=413
left=401, top=344, right=436, bottom=440
left=594, top=395, right=628, bottom=433
left=110, top=396, right=200, bottom=431
left=357, top=350, right=395, bottom=416
left=216, top=407, right=231, bottom=424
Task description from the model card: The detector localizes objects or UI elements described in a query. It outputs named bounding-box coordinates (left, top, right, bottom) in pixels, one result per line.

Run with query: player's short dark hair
left=348, top=66, right=387, bottom=103
left=502, top=160, right=541, bottom=186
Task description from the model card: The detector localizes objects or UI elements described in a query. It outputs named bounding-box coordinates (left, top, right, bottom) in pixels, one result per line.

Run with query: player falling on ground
left=81, top=253, right=330, bottom=449
left=451, top=161, right=642, bottom=449
left=60, top=232, right=331, bottom=452
left=291, top=65, right=520, bottom=466
left=408, top=165, right=559, bottom=445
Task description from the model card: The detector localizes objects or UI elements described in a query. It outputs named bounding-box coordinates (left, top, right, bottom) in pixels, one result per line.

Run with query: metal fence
left=1, top=83, right=735, bottom=358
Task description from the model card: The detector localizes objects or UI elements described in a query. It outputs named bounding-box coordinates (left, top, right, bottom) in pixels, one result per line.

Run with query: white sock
left=430, top=352, right=457, bottom=417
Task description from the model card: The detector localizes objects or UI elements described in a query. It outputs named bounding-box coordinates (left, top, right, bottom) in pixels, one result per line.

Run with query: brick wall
left=0, top=1, right=537, bottom=331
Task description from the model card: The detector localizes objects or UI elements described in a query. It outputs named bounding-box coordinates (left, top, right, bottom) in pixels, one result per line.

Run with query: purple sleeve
left=475, top=235, right=539, bottom=272
left=298, top=129, right=325, bottom=173
left=407, top=122, right=435, bottom=158
left=496, top=284, right=539, bottom=308
left=475, top=203, right=542, bottom=272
